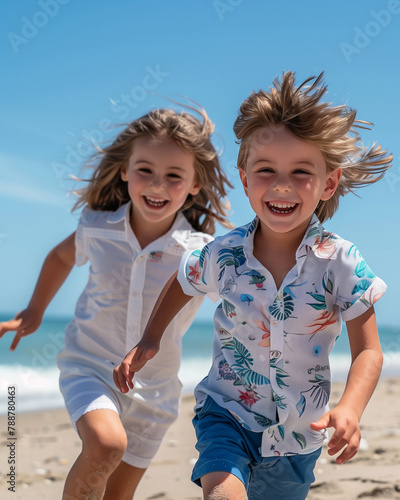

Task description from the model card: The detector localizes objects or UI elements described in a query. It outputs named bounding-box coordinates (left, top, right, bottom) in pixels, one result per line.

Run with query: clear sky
left=1, top=0, right=399, bottom=327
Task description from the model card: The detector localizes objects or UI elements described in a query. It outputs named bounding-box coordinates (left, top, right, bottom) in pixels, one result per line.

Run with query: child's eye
left=293, top=169, right=311, bottom=175
left=258, top=167, right=274, bottom=174
left=137, top=167, right=152, bottom=174
left=167, top=173, right=183, bottom=180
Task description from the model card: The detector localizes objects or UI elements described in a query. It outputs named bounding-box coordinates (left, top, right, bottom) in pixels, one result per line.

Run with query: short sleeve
left=177, top=242, right=219, bottom=301
left=333, top=242, right=387, bottom=322
left=74, top=208, right=89, bottom=267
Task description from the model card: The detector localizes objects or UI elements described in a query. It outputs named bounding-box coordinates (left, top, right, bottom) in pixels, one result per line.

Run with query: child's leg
left=103, top=461, right=146, bottom=500
left=102, top=388, right=179, bottom=498
left=191, top=397, right=258, bottom=499
left=62, top=409, right=127, bottom=500
left=201, top=471, right=248, bottom=500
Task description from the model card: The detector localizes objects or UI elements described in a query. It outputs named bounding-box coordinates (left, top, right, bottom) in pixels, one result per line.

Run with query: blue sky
left=1, top=0, right=399, bottom=327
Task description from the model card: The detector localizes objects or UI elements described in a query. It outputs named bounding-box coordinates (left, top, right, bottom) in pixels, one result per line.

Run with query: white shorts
left=59, top=370, right=179, bottom=469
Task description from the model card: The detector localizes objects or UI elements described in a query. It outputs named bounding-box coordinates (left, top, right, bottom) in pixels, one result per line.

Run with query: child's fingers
left=122, top=357, right=138, bottom=390
left=310, top=413, right=331, bottom=431
left=113, top=366, right=132, bottom=393
left=126, top=369, right=135, bottom=388
left=0, top=318, right=23, bottom=337
left=127, top=348, right=151, bottom=372
left=331, top=434, right=360, bottom=464
left=8, top=324, right=36, bottom=351
left=10, top=333, right=23, bottom=351
left=113, top=345, right=156, bottom=394
left=327, top=423, right=347, bottom=451
left=112, top=367, right=123, bottom=392
left=122, top=357, right=136, bottom=380
left=328, top=423, right=359, bottom=456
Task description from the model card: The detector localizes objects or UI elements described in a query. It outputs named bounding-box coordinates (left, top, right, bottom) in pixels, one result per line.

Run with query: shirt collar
left=165, top=212, right=199, bottom=253
left=106, top=202, right=197, bottom=252
left=232, top=213, right=333, bottom=260
left=106, top=201, right=131, bottom=224
left=298, top=214, right=338, bottom=260
left=300, top=213, right=324, bottom=250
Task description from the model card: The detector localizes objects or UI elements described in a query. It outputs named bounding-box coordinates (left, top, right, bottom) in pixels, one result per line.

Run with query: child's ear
left=121, top=165, right=128, bottom=182
left=239, top=168, right=249, bottom=197
left=321, top=168, right=342, bottom=201
left=189, top=181, right=201, bottom=196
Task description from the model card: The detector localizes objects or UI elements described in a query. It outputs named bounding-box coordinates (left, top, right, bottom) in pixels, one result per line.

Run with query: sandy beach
left=1, top=377, right=399, bottom=500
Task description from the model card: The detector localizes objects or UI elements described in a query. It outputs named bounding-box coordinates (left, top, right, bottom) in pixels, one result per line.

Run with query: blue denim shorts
left=192, top=396, right=321, bottom=500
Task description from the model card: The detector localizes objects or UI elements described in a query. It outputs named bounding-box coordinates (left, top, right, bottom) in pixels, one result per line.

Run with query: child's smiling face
left=121, top=135, right=201, bottom=238
left=239, top=126, right=342, bottom=240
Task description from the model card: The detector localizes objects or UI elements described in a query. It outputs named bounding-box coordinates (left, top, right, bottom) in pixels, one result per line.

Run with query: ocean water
left=0, top=314, right=399, bottom=415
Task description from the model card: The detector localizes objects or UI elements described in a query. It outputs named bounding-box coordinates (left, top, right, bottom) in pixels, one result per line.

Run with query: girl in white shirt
left=0, top=105, right=233, bottom=499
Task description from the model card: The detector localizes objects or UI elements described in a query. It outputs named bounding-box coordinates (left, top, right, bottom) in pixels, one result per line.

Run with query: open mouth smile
left=267, top=202, right=298, bottom=214
left=143, top=196, right=168, bottom=208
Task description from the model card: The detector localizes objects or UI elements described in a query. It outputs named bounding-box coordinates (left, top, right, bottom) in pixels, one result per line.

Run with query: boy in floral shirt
left=115, top=72, right=392, bottom=500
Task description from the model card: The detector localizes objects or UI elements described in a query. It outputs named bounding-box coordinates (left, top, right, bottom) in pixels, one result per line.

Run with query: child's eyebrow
left=167, top=166, right=187, bottom=172
left=294, top=160, right=317, bottom=168
left=251, top=158, right=317, bottom=168
left=134, top=159, right=153, bottom=165
left=251, top=158, right=274, bottom=165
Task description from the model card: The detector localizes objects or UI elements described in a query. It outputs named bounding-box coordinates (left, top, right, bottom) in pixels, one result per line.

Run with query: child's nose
left=273, top=176, right=291, bottom=192
left=150, top=176, right=164, bottom=190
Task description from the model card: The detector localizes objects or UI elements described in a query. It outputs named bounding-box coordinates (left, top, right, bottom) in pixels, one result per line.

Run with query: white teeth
left=145, top=196, right=167, bottom=207
left=269, top=202, right=297, bottom=214
left=269, top=202, right=296, bottom=209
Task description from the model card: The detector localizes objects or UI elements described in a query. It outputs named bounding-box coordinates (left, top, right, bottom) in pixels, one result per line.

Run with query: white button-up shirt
left=57, top=202, right=212, bottom=411
left=177, top=215, right=386, bottom=457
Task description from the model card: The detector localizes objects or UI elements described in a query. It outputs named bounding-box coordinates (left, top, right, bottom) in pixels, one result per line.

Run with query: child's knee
left=202, top=472, right=248, bottom=500
left=207, top=483, right=248, bottom=500
left=77, top=411, right=128, bottom=465
left=83, top=428, right=127, bottom=465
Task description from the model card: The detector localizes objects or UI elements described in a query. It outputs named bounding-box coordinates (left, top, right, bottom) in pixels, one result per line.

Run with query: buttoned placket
left=261, top=247, right=309, bottom=455
left=125, top=227, right=147, bottom=351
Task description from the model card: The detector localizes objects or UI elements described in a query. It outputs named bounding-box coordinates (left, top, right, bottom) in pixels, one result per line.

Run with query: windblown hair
left=233, top=72, right=392, bottom=222
left=73, top=105, right=233, bottom=234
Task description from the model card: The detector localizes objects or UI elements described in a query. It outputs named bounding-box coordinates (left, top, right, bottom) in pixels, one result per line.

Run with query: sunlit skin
left=239, top=126, right=342, bottom=251
left=239, top=126, right=342, bottom=289
left=121, top=135, right=201, bottom=248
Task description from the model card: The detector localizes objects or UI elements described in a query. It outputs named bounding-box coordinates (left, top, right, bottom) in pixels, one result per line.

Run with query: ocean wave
left=1, top=351, right=399, bottom=414
left=0, top=365, right=64, bottom=414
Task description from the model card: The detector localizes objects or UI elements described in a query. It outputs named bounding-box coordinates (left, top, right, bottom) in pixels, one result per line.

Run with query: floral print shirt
left=177, top=215, right=386, bottom=457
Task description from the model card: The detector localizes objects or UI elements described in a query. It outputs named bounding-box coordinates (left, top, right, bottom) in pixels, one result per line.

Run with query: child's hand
left=310, top=405, right=361, bottom=464
left=113, top=340, right=159, bottom=393
left=0, top=308, right=42, bottom=350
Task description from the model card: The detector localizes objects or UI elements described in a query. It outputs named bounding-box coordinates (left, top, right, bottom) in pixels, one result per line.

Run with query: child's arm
left=310, top=306, right=383, bottom=464
left=0, top=232, right=76, bottom=350
left=113, top=271, right=193, bottom=393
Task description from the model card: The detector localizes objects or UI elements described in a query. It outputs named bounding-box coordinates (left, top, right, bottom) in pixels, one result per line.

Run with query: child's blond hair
left=233, top=72, right=392, bottom=222
left=73, top=106, right=233, bottom=234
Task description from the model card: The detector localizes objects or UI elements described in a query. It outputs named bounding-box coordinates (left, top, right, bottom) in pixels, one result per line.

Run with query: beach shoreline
left=0, top=377, right=399, bottom=499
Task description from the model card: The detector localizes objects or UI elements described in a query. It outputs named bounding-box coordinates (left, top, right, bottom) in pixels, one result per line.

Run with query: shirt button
left=129, top=323, right=135, bottom=331
left=272, top=320, right=278, bottom=327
